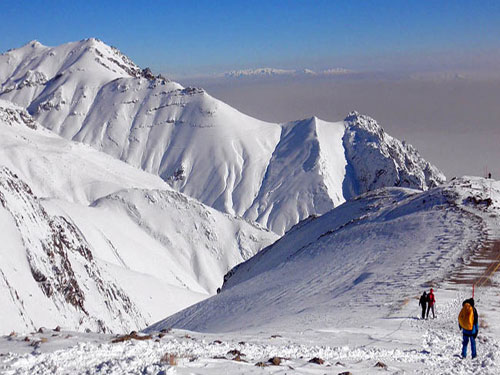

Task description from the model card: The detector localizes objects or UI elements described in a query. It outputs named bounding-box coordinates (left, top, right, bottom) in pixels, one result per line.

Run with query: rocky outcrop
left=0, top=166, right=146, bottom=333
left=0, top=100, right=36, bottom=129
left=343, top=111, right=445, bottom=199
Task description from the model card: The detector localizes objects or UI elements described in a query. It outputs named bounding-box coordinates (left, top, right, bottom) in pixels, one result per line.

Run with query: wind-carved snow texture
left=0, top=166, right=146, bottom=333
left=0, top=39, right=445, bottom=234
left=0, top=100, right=277, bottom=334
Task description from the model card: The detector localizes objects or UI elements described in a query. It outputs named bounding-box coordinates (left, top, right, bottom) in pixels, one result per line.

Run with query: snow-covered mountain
left=2, top=175, right=500, bottom=375
left=0, top=165, right=147, bottom=333
left=2, top=40, right=500, bottom=375
left=223, top=67, right=351, bottom=78
left=149, top=177, right=499, bottom=333
left=0, top=100, right=277, bottom=334
left=0, top=39, right=445, bottom=234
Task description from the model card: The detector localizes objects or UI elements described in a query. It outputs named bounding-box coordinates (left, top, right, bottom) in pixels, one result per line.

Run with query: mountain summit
left=0, top=39, right=445, bottom=234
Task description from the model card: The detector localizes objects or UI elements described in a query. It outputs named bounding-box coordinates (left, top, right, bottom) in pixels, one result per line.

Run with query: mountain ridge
left=0, top=100, right=277, bottom=334
left=148, top=177, right=498, bottom=333
left=1, top=39, right=445, bottom=234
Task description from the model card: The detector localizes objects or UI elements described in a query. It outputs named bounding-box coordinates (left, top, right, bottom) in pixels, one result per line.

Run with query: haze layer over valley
left=183, top=73, right=500, bottom=180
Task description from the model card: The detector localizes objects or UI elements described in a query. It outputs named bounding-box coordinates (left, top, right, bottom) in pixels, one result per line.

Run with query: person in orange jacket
left=459, top=298, right=478, bottom=359
left=426, top=288, right=436, bottom=319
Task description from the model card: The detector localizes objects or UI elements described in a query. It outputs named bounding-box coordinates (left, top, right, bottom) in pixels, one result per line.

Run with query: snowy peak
left=1, top=38, right=141, bottom=82
left=0, top=38, right=169, bottom=110
left=243, top=115, right=351, bottom=233
left=0, top=39, right=445, bottom=234
left=342, top=111, right=446, bottom=198
left=344, top=110, right=383, bottom=135
left=19, top=40, right=45, bottom=50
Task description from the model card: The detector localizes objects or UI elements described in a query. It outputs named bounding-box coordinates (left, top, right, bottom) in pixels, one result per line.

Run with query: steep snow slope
left=0, top=101, right=277, bottom=334
left=0, top=166, right=146, bottom=333
left=78, top=188, right=274, bottom=294
left=0, top=99, right=167, bottom=204
left=245, top=117, right=347, bottom=232
left=1, top=39, right=445, bottom=234
left=150, top=177, right=498, bottom=333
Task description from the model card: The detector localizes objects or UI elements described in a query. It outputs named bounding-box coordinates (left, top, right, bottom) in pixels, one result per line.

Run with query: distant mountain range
left=222, top=67, right=352, bottom=78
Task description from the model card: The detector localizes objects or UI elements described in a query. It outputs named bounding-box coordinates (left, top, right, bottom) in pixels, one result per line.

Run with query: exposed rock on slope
left=0, top=166, right=146, bottom=333
left=342, top=111, right=445, bottom=198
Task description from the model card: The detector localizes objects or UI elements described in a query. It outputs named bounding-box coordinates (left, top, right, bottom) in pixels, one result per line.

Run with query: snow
left=131, top=177, right=499, bottom=372
left=1, top=40, right=445, bottom=235
left=152, top=183, right=480, bottom=333
left=0, top=101, right=277, bottom=334
left=0, top=155, right=493, bottom=372
left=2, top=38, right=495, bottom=374
left=2, top=283, right=500, bottom=375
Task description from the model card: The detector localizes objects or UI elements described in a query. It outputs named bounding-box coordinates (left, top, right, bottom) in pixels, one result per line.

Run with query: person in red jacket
left=426, top=288, right=436, bottom=319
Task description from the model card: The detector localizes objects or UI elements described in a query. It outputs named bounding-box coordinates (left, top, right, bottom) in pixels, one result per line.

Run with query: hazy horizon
left=178, top=73, right=500, bottom=180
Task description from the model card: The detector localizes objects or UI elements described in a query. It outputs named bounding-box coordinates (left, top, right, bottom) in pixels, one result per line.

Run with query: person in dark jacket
left=419, top=292, right=427, bottom=319
left=426, top=288, right=436, bottom=319
left=460, top=298, right=478, bottom=359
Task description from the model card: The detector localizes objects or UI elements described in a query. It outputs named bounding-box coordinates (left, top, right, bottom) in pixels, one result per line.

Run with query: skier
left=418, top=291, right=427, bottom=319
left=458, top=298, right=478, bottom=359
left=426, top=288, right=436, bottom=319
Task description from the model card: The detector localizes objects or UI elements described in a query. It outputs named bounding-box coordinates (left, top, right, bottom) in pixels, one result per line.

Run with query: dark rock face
left=0, top=166, right=145, bottom=332
left=0, top=104, right=36, bottom=129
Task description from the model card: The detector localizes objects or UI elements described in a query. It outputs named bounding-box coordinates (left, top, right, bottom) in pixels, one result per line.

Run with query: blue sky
left=1, top=0, right=499, bottom=76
